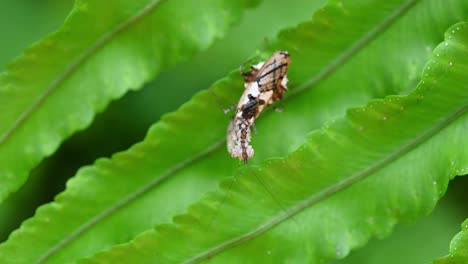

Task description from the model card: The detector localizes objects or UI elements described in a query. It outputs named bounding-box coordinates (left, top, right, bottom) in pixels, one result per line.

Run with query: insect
left=208, top=52, right=292, bottom=228
left=227, top=51, right=291, bottom=164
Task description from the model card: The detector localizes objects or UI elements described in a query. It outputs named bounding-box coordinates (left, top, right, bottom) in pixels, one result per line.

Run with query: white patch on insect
left=227, top=119, right=254, bottom=159
left=238, top=62, right=264, bottom=106
left=281, top=75, right=288, bottom=88
left=227, top=51, right=290, bottom=163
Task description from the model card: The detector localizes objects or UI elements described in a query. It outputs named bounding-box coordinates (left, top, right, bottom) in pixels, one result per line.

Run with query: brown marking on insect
left=240, top=66, right=260, bottom=83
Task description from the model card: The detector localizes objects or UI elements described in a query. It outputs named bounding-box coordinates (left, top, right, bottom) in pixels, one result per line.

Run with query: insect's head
left=279, top=51, right=290, bottom=57
left=275, top=50, right=291, bottom=66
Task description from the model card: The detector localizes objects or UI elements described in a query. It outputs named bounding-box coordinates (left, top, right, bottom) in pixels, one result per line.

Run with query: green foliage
left=0, top=0, right=257, bottom=203
left=0, top=0, right=71, bottom=71
left=0, top=0, right=467, bottom=263
left=334, top=199, right=466, bottom=264
left=78, top=20, right=468, bottom=263
left=435, top=219, right=468, bottom=264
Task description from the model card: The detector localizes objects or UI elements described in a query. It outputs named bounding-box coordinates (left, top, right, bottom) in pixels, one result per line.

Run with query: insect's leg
left=208, top=88, right=237, bottom=114
left=251, top=122, right=257, bottom=134
left=274, top=105, right=284, bottom=113
left=223, top=103, right=237, bottom=114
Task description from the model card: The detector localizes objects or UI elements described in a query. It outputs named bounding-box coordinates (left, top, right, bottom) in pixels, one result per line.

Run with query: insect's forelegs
left=223, top=103, right=237, bottom=114
left=251, top=123, right=257, bottom=134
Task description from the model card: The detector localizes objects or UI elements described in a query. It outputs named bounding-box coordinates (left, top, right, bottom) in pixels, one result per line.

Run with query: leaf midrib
left=0, top=0, right=165, bottom=146
left=185, top=104, right=468, bottom=263
left=290, top=0, right=420, bottom=96
left=35, top=0, right=421, bottom=262
left=35, top=139, right=225, bottom=264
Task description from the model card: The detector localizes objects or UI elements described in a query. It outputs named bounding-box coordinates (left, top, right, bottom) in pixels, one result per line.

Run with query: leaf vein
left=35, top=139, right=224, bottom=264
left=290, top=0, right=420, bottom=97
left=0, top=0, right=165, bottom=146
left=185, top=104, right=468, bottom=263
left=33, top=0, right=423, bottom=262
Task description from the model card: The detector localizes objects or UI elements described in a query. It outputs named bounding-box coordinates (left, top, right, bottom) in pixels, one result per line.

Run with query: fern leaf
left=82, top=20, right=468, bottom=263
left=0, top=0, right=467, bottom=263
left=435, top=219, right=468, bottom=264
left=0, top=0, right=256, bottom=203
left=80, top=12, right=468, bottom=264
left=332, top=201, right=466, bottom=264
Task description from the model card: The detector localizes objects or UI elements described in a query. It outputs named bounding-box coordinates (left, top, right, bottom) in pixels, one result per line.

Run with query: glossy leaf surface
left=0, top=0, right=256, bottom=203
left=1, top=0, right=467, bottom=263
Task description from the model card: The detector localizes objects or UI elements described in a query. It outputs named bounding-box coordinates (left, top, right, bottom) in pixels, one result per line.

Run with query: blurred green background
left=0, top=0, right=466, bottom=263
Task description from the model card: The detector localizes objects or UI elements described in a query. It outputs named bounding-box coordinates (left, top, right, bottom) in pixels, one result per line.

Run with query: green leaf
left=79, top=19, right=468, bottom=263
left=435, top=219, right=468, bottom=264
left=0, top=0, right=256, bottom=203
left=333, top=190, right=466, bottom=264
left=0, top=0, right=72, bottom=70
left=1, top=0, right=467, bottom=263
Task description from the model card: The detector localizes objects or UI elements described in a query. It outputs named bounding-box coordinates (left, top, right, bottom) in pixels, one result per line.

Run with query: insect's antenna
left=262, top=37, right=269, bottom=51
left=240, top=39, right=271, bottom=74
left=244, top=163, right=299, bottom=226
left=208, top=88, right=237, bottom=114
left=208, top=162, right=242, bottom=227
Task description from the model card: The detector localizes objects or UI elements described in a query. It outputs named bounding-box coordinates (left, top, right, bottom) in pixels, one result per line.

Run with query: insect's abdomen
left=227, top=118, right=254, bottom=164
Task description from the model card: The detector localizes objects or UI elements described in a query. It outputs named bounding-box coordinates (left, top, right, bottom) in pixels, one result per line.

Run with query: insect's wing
left=256, top=52, right=290, bottom=101
left=271, top=74, right=288, bottom=101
